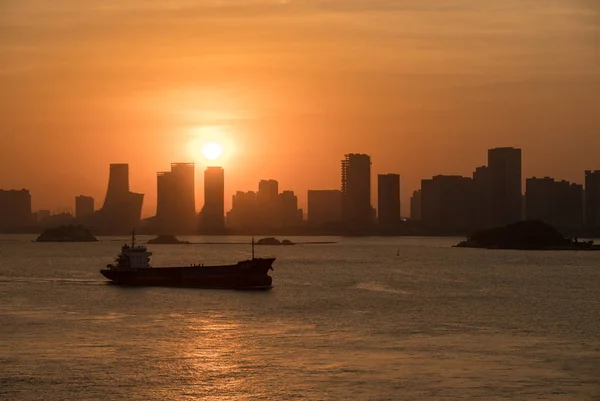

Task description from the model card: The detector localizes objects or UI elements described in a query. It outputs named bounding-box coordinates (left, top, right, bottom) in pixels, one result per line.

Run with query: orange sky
left=0, top=1, right=599, bottom=216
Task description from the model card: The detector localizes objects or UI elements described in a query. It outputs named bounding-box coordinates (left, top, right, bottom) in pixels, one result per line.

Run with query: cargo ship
left=100, top=234, right=274, bottom=290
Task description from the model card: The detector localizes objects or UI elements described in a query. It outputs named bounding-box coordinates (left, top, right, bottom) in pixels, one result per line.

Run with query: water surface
left=1, top=235, right=599, bottom=399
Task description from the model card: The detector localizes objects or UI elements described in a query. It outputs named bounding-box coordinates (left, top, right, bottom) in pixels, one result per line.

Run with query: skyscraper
left=377, top=174, right=400, bottom=226
left=96, top=164, right=144, bottom=234
left=421, top=175, right=474, bottom=231
left=156, top=163, right=196, bottom=233
left=75, top=195, right=95, bottom=219
left=341, top=153, right=371, bottom=230
left=0, top=189, right=32, bottom=231
left=554, top=180, right=583, bottom=229
left=472, top=166, right=492, bottom=230
left=585, top=170, right=600, bottom=228
left=488, top=147, right=522, bottom=227
left=307, top=190, right=343, bottom=227
left=258, top=179, right=280, bottom=229
left=102, top=163, right=130, bottom=210
left=200, top=166, right=225, bottom=232
left=279, top=190, right=303, bottom=228
left=410, top=190, right=422, bottom=221
left=525, top=177, right=555, bottom=224
left=226, top=191, right=257, bottom=230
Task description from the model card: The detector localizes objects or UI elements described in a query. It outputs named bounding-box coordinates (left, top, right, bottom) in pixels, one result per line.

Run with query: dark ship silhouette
left=100, top=233, right=274, bottom=290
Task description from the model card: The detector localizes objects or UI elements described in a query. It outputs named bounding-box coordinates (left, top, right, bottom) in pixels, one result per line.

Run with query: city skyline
left=1, top=1, right=599, bottom=216
left=3, top=146, right=600, bottom=230
left=4, top=145, right=600, bottom=219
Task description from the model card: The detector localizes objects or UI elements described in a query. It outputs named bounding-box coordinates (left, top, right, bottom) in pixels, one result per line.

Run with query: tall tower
left=341, top=153, right=372, bottom=230
left=377, top=174, right=400, bottom=226
left=258, top=179, right=280, bottom=229
left=200, top=167, right=225, bottom=232
left=96, top=163, right=144, bottom=234
left=0, top=189, right=32, bottom=231
left=155, top=163, right=196, bottom=233
left=102, top=164, right=129, bottom=210
left=488, top=147, right=522, bottom=227
left=472, top=166, right=492, bottom=229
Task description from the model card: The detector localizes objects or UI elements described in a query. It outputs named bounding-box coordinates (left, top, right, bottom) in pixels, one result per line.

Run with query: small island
left=147, top=235, right=190, bottom=245
left=256, top=237, right=295, bottom=246
left=454, top=220, right=599, bottom=250
left=35, top=225, right=98, bottom=242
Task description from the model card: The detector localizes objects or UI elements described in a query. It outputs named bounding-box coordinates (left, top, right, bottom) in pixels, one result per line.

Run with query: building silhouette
left=307, top=190, right=343, bottom=227
left=585, top=170, right=600, bottom=228
left=410, top=190, right=422, bottom=221
left=156, top=163, right=196, bottom=234
left=0, top=189, right=32, bottom=231
left=525, top=177, right=555, bottom=224
left=341, top=153, right=372, bottom=231
left=472, top=166, right=492, bottom=230
left=377, top=174, right=400, bottom=226
left=279, top=190, right=303, bottom=228
left=525, top=177, right=584, bottom=229
left=75, top=195, right=95, bottom=220
left=554, top=180, right=583, bottom=229
left=421, top=175, right=474, bottom=231
left=488, top=147, right=522, bottom=227
left=257, top=179, right=280, bottom=229
left=227, top=191, right=257, bottom=230
left=95, top=164, right=144, bottom=234
left=200, top=167, right=225, bottom=233
left=226, top=191, right=258, bottom=230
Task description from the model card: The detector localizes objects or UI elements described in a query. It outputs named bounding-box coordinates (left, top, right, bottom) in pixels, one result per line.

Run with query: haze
left=1, top=0, right=598, bottom=215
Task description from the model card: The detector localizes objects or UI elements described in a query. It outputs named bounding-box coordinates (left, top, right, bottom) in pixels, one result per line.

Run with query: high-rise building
left=585, top=170, right=600, bottom=228
left=102, top=164, right=130, bottom=209
left=488, top=147, right=522, bottom=227
left=156, top=163, right=196, bottom=233
left=341, top=153, right=371, bottom=230
left=75, top=195, right=95, bottom=220
left=377, top=174, right=400, bottom=226
left=410, top=190, right=422, bottom=221
left=525, top=177, right=583, bottom=229
left=226, top=191, right=258, bottom=230
left=200, top=167, right=225, bottom=232
left=0, top=189, right=32, bottom=231
left=258, top=180, right=279, bottom=205
left=472, top=166, right=492, bottom=230
left=554, top=180, right=583, bottom=229
left=421, top=175, right=474, bottom=231
left=307, top=190, right=343, bottom=227
left=279, top=191, right=303, bottom=228
left=525, top=177, right=555, bottom=224
left=96, top=164, right=144, bottom=233
left=257, top=179, right=280, bottom=229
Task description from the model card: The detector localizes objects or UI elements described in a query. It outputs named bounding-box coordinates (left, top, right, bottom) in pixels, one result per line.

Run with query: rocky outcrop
left=35, top=225, right=98, bottom=242
left=455, top=220, right=597, bottom=250
left=147, top=235, right=190, bottom=244
left=256, top=237, right=295, bottom=246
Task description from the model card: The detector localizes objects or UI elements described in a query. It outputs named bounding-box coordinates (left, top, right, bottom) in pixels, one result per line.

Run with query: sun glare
left=202, top=142, right=223, bottom=161
left=186, top=125, right=234, bottom=164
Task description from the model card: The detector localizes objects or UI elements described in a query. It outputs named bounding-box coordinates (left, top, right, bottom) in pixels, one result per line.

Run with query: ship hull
left=100, top=258, right=274, bottom=290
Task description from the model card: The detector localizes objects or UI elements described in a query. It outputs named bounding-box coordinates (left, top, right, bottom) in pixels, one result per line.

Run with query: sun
left=202, top=142, right=223, bottom=161
left=186, top=125, right=235, bottom=164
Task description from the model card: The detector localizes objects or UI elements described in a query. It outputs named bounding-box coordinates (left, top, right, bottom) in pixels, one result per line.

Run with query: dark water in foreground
left=1, top=235, right=599, bottom=400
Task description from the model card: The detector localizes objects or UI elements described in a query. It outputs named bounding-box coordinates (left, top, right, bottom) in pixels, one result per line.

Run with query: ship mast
left=251, top=236, right=255, bottom=259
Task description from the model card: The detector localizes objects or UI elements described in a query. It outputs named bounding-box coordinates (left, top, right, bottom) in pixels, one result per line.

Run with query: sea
left=1, top=235, right=599, bottom=400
